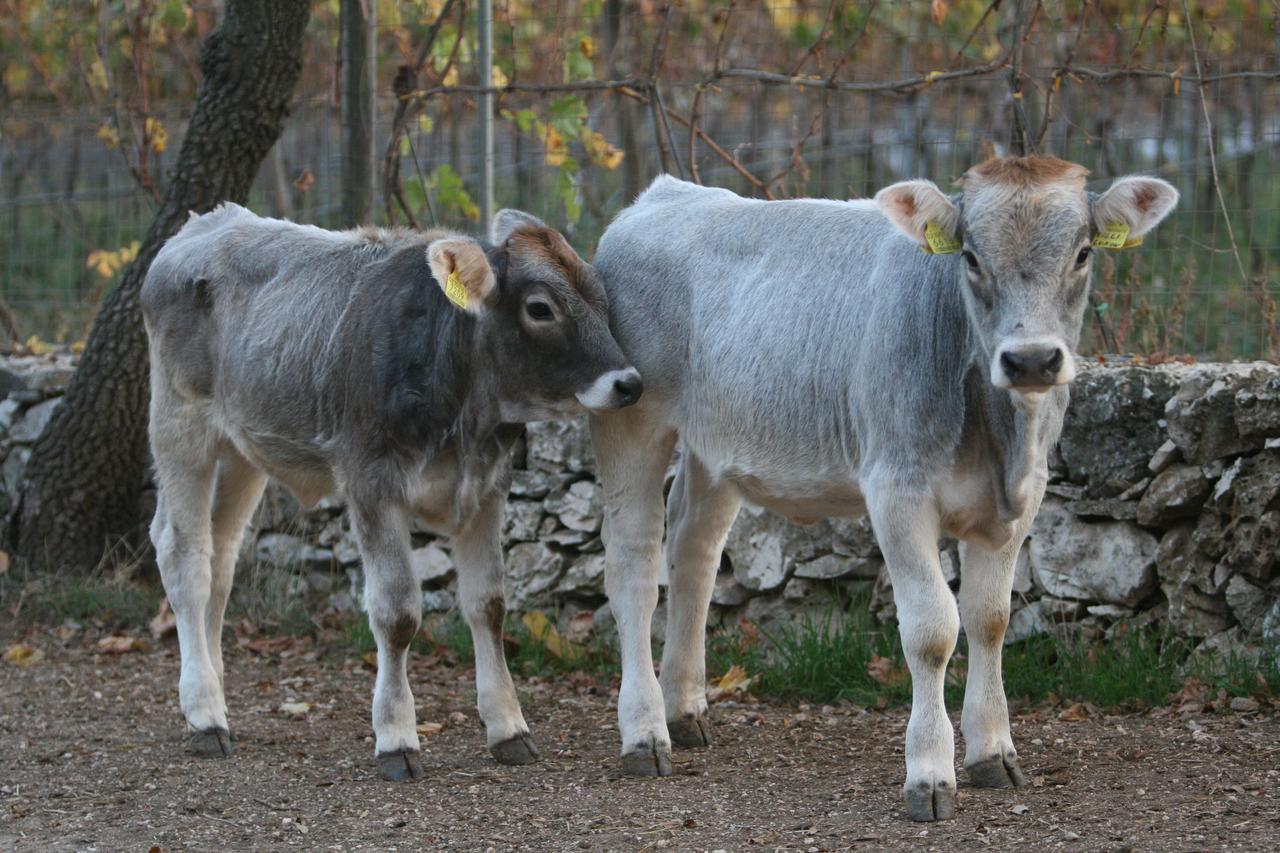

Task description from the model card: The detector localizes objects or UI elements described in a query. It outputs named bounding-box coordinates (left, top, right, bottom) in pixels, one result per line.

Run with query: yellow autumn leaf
left=96, top=123, right=121, bottom=149
left=716, top=664, right=753, bottom=693
left=491, top=65, right=509, bottom=89
left=4, top=644, right=43, bottom=667
left=542, top=125, right=566, bottom=167
left=24, top=335, right=52, bottom=356
left=0, top=549, right=10, bottom=576
left=579, top=36, right=595, bottom=59
left=522, top=610, right=582, bottom=662
left=442, top=65, right=458, bottom=87
left=416, top=721, right=444, bottom=737
left=96, top=635, right=147, bottom=654
left=145, top=116, right=168, bottom=153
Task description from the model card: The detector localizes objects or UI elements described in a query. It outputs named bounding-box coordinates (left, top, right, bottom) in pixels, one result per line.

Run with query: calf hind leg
left=353, top=503, right=426, bottom=781
left=661, top=454, right=740, bottom=749
left=451, top=493, right=538, bottom=765
left=151, top=449, right=227, bottom=757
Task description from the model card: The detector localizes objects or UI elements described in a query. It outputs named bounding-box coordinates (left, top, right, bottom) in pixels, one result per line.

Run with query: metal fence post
left=478, top=0, right=495, bottom=235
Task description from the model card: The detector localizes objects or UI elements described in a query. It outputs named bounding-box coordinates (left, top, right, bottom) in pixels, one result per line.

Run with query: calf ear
left=1091, top=176, right=1179, bottom=239
left=875, top=180, right=961, bottom=250
left=426, top=237, right=495, bottom=314
left=491, top=209, right=549, bottom=245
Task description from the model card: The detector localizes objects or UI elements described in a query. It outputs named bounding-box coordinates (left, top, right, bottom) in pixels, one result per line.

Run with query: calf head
left=426, top=210, right=641, bottom=420
left=876, top=155, right=1178, bottom=396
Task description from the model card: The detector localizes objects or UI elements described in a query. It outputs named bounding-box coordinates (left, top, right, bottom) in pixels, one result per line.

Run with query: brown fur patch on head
left=965, top=155, right=1089, bottom=190
left=505, top=226, right=597, bottom=298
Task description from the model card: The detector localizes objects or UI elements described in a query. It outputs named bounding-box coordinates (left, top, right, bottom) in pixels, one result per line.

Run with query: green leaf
left=404, top=174, right=428, bottom=215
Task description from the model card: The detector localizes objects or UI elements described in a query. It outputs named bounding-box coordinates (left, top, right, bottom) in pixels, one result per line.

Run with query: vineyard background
left=2, top=0, right=1278, bottom=359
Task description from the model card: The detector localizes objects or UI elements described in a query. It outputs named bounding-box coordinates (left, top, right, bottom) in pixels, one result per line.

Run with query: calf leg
left=958, top=485, right=1041, bottom=788
left=591, top=410, right=677, bottom=776
left=867, top=484, right=959, bottom=822
left=351, top=502, right=425, bottom=781
left=206, top=450, right=267, bottom=697
left=451, top=491, right=537, bottom=765
left=151, top=444, right=225, bottom=757
left=660, top=454, right=740, bottom=749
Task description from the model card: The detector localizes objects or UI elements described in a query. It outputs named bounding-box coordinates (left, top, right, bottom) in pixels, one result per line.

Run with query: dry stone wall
left=4, top=353, right=1279, bottom=662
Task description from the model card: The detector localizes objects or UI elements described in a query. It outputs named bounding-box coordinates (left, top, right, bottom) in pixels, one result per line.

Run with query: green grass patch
left=9, top=574, right=162, bottom=630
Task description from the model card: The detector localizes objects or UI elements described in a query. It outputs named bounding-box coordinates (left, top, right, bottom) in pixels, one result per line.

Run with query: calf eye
left=1075, top=246, right=1092, bottom=267
left=962, top=250, right=980, bottom=272
left=525, top=300, right=554, bottom=322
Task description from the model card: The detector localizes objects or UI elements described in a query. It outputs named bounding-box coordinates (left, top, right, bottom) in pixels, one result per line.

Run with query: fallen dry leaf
left=0, top=549, right=10, bottom=576
left=416, top=721, right=444, bottom=737
left=1057, top=702, right=1089, bottom=722
left=1009, top=803, right=1030, bottom=816
left=562, top=610, right=595, bottom=644
left=866, top=654, right=907, bottom=688
left=149, top=598, right=177, bottom=641
left=279, top=701, right=311, bottom=717
left=1229, top=696, right=1260, bottom=713
left=522, top=610, right=583, bottom=662
left=4, top=643, right=43, bottom=667
left=95, top=635, right=147, bottom=655
left=707, top=664, right=754, bottom=702
left=293, top=169, right=315, bottom=192
left=361, top=651, right=378, bottom=670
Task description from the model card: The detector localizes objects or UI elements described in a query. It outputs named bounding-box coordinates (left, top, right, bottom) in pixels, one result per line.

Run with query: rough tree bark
left=14, top=0, right=313, bottom=573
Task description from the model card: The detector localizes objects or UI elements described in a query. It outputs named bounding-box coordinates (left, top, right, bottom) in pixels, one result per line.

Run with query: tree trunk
left=13, top=0, right=312, bottom=574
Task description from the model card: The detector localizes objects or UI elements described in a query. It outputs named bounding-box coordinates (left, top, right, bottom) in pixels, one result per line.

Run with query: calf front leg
left=591, top=411, right=677, bottom=776
left=451, top=492, right=537, bottom=765
left=353, top=503, right=425, bottom=781
left=867, top=484, right=960, bottom=822
left=958, top=483, right=1041, bottom=788
left=661, top=454, right=740, bottom=749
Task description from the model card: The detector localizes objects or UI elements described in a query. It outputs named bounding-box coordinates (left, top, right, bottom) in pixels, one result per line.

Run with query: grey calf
left=590, top=156, right=1176, bottom=820
left=142, top=204, right=639, bottom=780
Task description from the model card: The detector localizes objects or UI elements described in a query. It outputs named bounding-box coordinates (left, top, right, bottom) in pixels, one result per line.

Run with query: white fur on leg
left=867, top=483, right=959, bottom=808
left=453, top=495, right=529, bottom=747
left=355, top=507, right=421, bottom=756
left=660, top=457, right=740, bottom=725
left=206, top=453, right=267, bottom=698
left=591, top=413, right=676, bottom=759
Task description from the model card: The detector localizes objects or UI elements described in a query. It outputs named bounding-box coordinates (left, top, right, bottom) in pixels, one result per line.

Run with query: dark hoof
left=490, top=733, right=540, bottom=766
left=966, top=754, right=1027, bottom=788
left=186, top=727, right=232, bottom=758
left=621, top=739, right=672, bottom=777
left=667, top=715, right=712, bottom=749
left=905, top=780, right=957, bottom=822
left=376, top=749, right=426, bottom=781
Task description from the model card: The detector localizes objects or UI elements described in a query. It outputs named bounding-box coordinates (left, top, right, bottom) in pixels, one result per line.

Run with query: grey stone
left=1233, top=373, right=1280, bottom=439
left=726, top=506, right=789, bottom=591
left=870, top=563, right=896, bottom=623
left=1148, top=439, right=1180, bottom=475
left=1011, top=547, right=1033, bottom=595
left=545, top=480, right=602, bottom=533
left=1058, top=364, right=1179, bottom=496
left=711, top=573, right=751, bottom=607
left=410, top=544, right=454, bottom=586
left=829, top=516, right=880, bottom=558
left=1064, top=498, right=1139, bottom=521
left=1136, top=464, right=1210, bottom=527
left=1225, top=574, right=1269, bottom=635
left=2, top=446, right=30, bottom=502
left=253, top=533, right=335, bottom=572
left=333, top=531, right=361, bottom=566
left=1085, top=603, right=1134, bottom=619
left=8, top=398, right=60, bottom=444
left=1166, top=368, right=1270, bottom=464
left=544, top=527, right=594, bottom=547
left=556, top=553, right=606, bottom=597
left=422, top=589, right=456, bottom=612
left=1006, top=597, right=1082, bottom=644
left=1262, top=600, right=1280, bottom=657
left=1028, top=498, right=1158, bottom=606
left=591, top=602, right=616, bottom=643
left=509, top=468, right=572, bottom=500
left=0, top=398, right=20, bottom=431
left=502, top=500, right=544, bottom=542
left=939, top=547, right=959, bottom=585
left=26, top=366, right=76, bottom=394
left=506, top=542, right=567, bottom=609
left=793, top=553, right=879, bottom=581
left=526, top=417, right=595, bottom=474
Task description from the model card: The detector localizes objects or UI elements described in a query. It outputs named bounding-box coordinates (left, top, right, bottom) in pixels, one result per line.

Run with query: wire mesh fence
left=2, top=1, right=1277, bottom=359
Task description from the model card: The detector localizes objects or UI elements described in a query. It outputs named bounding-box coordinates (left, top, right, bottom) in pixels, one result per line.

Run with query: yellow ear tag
left=444, top=269, right=468, bottom=310
left=922, top=220, right=962, bottom=254
left=1093, top=221, right=1142, bottom=250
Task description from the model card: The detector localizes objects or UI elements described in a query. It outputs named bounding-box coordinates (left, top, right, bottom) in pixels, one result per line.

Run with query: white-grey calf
left=590, top=156, right=1176, bottom=820
left=142, top=204, right=640, bottom=780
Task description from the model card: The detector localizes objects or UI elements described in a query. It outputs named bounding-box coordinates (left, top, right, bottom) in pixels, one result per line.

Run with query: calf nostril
left=613, top=376, right=643, bottom=406
left=1000, top=351, right=1025, bottom=379
left=1044, top=348, right=1064, bottom=374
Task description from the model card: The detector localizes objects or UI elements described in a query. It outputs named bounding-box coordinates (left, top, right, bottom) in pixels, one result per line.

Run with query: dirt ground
left=2, top=629, right=1279, bottom=852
